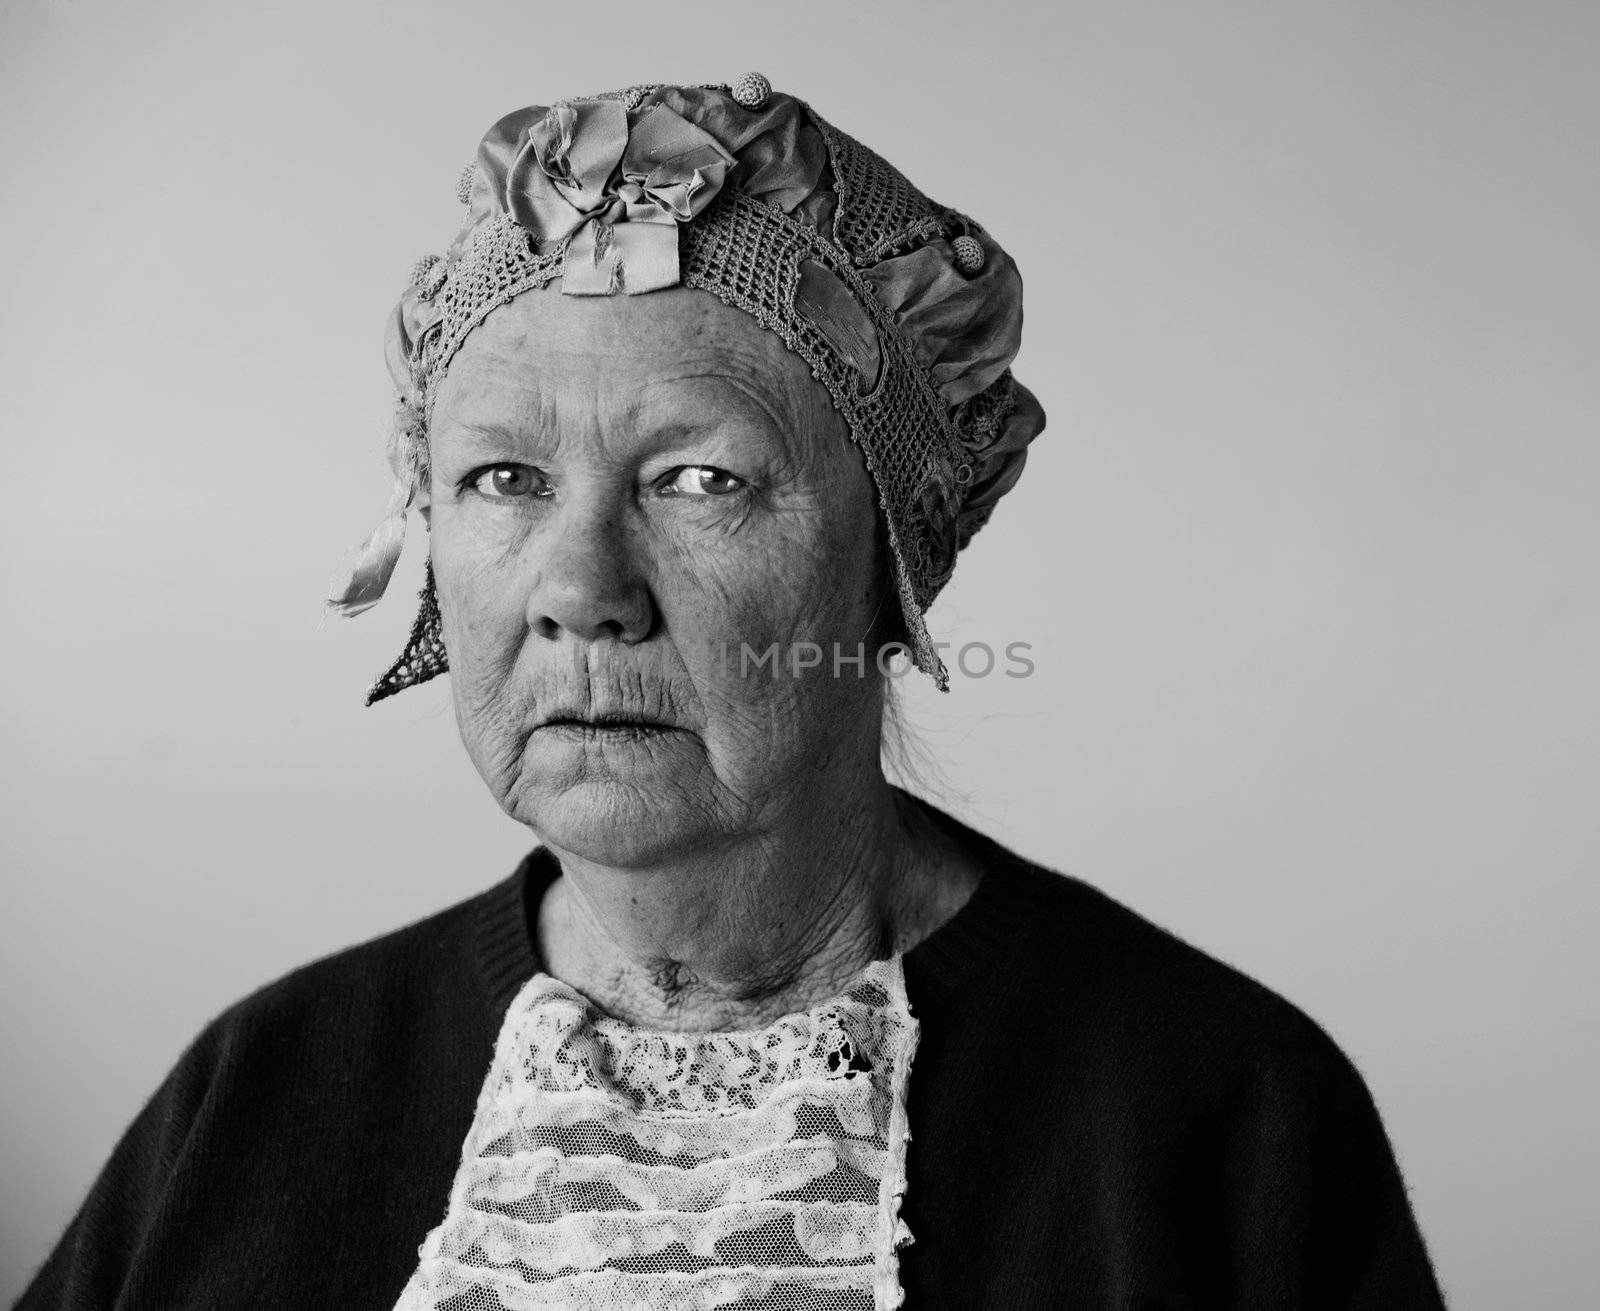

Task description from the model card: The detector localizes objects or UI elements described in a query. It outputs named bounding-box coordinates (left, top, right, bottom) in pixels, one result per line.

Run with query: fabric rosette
left=487, top=98, right=737, bottom=295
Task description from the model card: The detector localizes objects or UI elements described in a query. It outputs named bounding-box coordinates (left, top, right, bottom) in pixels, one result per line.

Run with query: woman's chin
left=507, top=745, right=725, bottom=867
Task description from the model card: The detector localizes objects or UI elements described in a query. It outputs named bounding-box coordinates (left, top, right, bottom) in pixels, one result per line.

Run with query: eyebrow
left=642, top=373, right=792, bottom=434
left=431, top=419, right=549, bottom=460
left=434, top=370, right=797, bottom=462
left=439, top=413, right=765, bottom=444
left=441, top=395, right=790, bottom=445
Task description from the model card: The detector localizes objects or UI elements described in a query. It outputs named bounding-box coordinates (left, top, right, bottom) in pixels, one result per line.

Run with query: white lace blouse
left=393, top=956, right=919, bottom=1311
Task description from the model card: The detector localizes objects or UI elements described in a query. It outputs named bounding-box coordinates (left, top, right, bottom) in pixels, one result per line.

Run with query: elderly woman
left=19, top=77, right=1448, bottom=1310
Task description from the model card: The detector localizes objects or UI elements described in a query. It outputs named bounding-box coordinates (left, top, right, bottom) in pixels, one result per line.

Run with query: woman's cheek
left=645, top=518, right=752, bottom=639
left=434, top=528, right=535, bottom=771
left=436, top=513, right=532, bottom=641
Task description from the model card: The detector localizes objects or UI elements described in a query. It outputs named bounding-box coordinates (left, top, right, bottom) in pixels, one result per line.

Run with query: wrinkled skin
left=421, top=284, right=975, bottom=1028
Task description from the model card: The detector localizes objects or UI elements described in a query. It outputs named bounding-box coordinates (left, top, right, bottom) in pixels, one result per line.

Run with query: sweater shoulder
left=195, top=857, right=538, bottom=1053
left=914, top=825, right=1369, bottom=1097
left=1019, top=859, right=1338, bottom=1032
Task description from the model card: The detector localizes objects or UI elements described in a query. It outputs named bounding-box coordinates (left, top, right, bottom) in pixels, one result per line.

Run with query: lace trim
left=406, top=1262, right=880, bottom=1311
left=395, top=957, right=919, bottom=1311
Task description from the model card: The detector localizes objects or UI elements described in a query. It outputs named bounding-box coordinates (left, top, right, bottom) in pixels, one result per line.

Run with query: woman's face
left=424, top=284, right=892, bottom=865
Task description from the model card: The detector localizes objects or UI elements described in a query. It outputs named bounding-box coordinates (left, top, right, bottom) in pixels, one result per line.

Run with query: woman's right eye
left=467, top=464, right=546, bottom=499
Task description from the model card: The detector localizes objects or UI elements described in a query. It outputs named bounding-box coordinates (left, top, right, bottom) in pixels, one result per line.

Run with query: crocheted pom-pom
left=731, top=71, right=772, bottom=109
left=951, top=234, right=986, bottom=274
left=410, top=254, right=448, bottom=300
left=455, top=162, right=476, bottom=205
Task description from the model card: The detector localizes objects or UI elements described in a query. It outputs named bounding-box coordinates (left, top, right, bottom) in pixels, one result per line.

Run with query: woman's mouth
left=538, top=715, right=679, bottom=742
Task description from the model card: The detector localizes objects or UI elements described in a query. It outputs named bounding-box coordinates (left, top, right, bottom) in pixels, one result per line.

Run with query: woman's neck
left=533, top=777, right=978, bottom=1030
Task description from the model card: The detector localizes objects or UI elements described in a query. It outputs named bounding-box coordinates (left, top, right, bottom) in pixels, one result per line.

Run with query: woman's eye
left=467, top=464, right=545, bottom=499
left=663, top=466, right=745, bottom=497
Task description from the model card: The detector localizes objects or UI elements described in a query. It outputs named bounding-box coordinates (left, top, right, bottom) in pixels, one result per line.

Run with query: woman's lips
left=537, top=718, right=679, bottom=742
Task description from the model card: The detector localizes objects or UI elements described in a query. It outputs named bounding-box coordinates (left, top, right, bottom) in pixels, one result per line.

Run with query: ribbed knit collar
left=470, top=786, right=1052, bottom=1020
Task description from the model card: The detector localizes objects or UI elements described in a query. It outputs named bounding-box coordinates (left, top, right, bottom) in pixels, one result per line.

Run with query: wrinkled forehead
left=431, top=282, right=850, bottom=456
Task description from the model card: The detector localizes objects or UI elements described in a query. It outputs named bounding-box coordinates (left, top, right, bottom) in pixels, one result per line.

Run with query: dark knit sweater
left=16, top=801, right=1449, bottom=1309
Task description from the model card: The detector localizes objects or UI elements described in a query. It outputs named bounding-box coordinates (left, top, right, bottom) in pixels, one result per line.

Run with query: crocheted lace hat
left=329, top=74, right=1046, bottom=703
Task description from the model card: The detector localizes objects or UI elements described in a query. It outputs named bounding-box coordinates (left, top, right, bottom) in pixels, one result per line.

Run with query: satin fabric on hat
left=481, top=99, right=737, bottom=295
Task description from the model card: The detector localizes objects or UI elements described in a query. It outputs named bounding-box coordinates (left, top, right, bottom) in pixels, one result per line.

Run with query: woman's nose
left=523, top=491, right=655, bottom=644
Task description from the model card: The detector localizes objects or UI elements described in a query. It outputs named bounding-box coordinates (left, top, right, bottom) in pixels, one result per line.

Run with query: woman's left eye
left=661, top=466, right=746, bottom=497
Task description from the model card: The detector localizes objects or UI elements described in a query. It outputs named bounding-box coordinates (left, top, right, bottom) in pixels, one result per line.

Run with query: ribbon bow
left=504, top=99, right=736, bottom=295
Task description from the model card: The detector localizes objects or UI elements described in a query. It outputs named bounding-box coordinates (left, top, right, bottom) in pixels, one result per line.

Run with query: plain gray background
left=3, top=1, right=1596, bottom=1305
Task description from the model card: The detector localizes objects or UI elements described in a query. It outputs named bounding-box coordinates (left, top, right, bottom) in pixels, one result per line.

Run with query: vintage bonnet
left=329, top=73, right=1046, bottom=702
